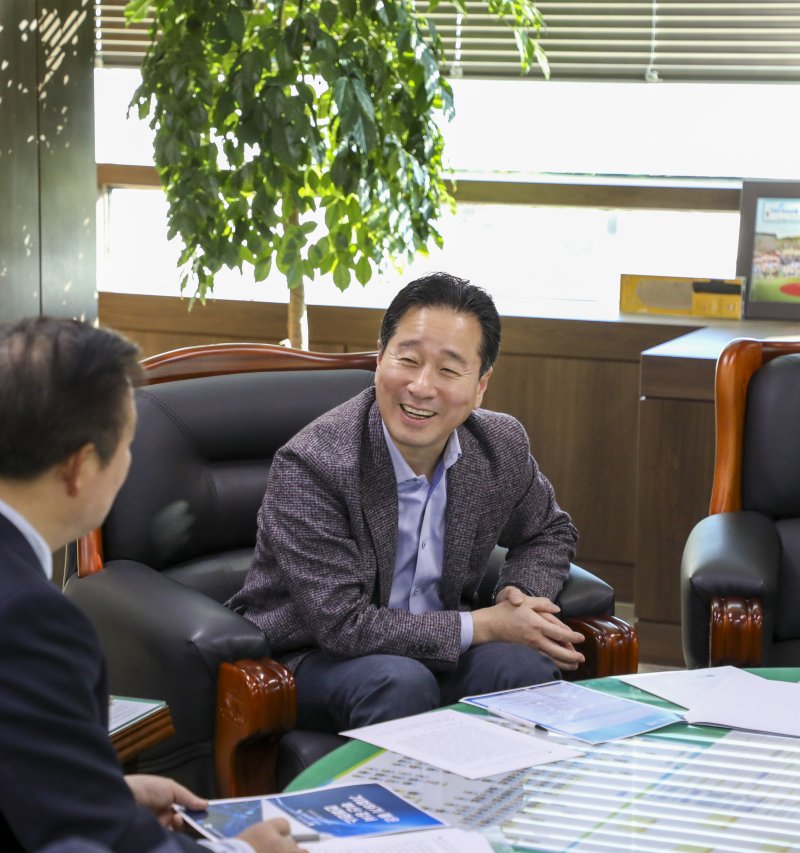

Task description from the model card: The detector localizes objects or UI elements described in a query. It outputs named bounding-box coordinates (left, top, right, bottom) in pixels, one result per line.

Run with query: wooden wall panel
left=500, top=316, right=697, bottom=361
left=635, top=397, right=716, bottom=664
left=487, top=354, right=640, bottom=599
left=98, top=293, right=382, bottom=357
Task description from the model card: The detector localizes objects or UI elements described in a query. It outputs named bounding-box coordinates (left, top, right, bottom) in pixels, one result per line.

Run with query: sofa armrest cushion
left=557, top=564, right=614, bottom=619
left=64, top=559, right=269, bottom=747
left=681, top=511, right=780, bottom=668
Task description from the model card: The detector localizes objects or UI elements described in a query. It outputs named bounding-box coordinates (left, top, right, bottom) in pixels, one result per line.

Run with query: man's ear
left=59, top=443, right=95, bottom=497
left=376, top=341, right=383, bottom=367
left=475, top=366, right=493, bottom=408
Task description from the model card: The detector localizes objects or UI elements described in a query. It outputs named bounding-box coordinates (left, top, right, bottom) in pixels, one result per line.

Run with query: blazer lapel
left=441, top=424, right=487, bottom=608
left=361, top=404, right=399, bottom=606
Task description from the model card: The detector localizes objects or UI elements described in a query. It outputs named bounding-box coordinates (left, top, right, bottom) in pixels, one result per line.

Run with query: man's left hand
left=494, top=585, right=585, bottom=671
left=125, top=774, right=208, bottom=830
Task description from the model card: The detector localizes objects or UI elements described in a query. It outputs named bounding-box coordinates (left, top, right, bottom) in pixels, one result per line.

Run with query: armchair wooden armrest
left=565, top=615, right=639, bottom=681
left=216, top=659, right=296, bottom=797
left=708, top=596, right=764, bottom=667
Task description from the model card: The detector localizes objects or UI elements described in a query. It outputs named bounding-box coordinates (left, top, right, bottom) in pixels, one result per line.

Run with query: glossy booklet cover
left=179, top=782, right=446, bottom=842
left=461, top=680, right=683, bottom=744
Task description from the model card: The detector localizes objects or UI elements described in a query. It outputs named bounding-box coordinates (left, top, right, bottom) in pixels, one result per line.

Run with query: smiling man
left=229, top=272, right=583, bottom=731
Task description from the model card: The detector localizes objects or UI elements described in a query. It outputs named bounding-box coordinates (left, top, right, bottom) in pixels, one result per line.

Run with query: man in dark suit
left=0, top=317, right=302, bottom=853
left=230, top=273, right=585, bottom=733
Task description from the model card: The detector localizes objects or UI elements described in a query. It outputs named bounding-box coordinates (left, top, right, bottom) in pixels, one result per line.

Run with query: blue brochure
left=180, top=782, right=446, bottom=842
left=461, top=680, right=684, bottom=744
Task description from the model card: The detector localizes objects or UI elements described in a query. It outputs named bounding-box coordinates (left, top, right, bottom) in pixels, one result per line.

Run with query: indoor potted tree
left=128, top=0, right=546, bottom=346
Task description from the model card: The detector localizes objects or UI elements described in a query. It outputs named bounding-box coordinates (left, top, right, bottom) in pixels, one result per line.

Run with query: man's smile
left=400, top=403, right=435, bottom=420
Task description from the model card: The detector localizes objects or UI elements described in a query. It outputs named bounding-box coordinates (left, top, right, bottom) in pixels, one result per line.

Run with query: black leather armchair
left=682, top=338, right=800, bottom=668
left=65, top=343, right=636, bottom=799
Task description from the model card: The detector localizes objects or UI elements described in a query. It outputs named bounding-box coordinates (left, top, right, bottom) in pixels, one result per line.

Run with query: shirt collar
left=381, top=421, right=462, bottom=484
left=0, top=496, right=53, bottom=580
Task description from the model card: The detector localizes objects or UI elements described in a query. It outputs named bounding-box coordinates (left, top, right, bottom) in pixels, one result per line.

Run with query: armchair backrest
left=741, top=352, right=800, bottom=519
left=77, top=343, right=377, bottom=603
left=709, top=337, right=800, bottom=515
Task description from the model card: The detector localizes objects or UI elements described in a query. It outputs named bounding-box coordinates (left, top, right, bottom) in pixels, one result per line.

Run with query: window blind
left=96, top=1, right=800, bottom=83
left=95, top=1, right=152, bottom=68
left=425, top=1, right=800, bottom=81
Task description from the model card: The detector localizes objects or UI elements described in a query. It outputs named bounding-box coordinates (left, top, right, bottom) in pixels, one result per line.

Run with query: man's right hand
left=238, top=818, right=307, bottom=853
left=471, top=596, right=585, bottom=670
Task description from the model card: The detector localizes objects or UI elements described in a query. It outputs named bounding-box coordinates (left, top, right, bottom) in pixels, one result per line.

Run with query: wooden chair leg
left=709, top=596, right=763, bottom=667
left=564, top=615, right=639, bottom=680
left=215, top=658, right=296, bottom=797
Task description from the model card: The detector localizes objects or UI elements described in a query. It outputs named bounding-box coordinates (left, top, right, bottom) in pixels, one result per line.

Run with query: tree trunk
left=287, top=282, right=308, bottom=349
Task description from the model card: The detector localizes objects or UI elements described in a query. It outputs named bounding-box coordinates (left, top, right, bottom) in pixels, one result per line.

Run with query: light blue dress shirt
left=382, top=423, right=474, bottom=652
left=0, top=496, right=52, bottom=580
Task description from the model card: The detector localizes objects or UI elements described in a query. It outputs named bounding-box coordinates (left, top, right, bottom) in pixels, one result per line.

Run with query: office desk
left=288, top=669, right=800, bottom=851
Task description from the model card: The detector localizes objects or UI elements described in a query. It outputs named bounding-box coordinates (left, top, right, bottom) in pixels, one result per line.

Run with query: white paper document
left=685, top=671, right=800, bottom=738
left=340, top=709, right=582, bottom=779
left=620, top=667, right=800, bottom=739
left=307, top=827, right=493, bottom=852
left=617, top=665, right=747, bottom=708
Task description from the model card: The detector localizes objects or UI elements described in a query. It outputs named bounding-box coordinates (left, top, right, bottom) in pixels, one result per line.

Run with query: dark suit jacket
left=229, top=388, right=577, bottom=673
left=0, top=513, right=199, bottom=852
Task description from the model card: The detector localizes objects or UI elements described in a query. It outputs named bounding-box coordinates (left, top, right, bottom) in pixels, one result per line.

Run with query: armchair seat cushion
left=276, top=732, right=348, bottom=792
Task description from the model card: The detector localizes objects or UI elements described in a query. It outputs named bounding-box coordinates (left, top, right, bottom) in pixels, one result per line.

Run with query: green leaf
left=226, top=7, right=245, bottom=44
left=319, top=0, right=338, bottom=28
left=287, top=260, right=304, bottom=288
left=350, top=77, right=375, bottom=121
left=355, top=254, right=372, bottom=285
left=319, top=250, right=336, bottom=275
left=332, top=260, right=351, bottom=291
left=254, top=255, right=272, bottom=282
left=124, top=0, right=151, bottom=23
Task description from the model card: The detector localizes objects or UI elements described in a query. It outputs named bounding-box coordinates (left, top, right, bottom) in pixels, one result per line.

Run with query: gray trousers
left=292, top=641, right=561, bottom=732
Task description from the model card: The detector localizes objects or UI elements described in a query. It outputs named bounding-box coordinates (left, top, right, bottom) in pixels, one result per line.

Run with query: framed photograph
left=737, top=180, right=800, bottom=319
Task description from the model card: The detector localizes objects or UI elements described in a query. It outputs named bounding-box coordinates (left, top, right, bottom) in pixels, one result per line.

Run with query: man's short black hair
left=378, top=272, right=501, bottom=376
left=0, top=317, right=143, bottom=479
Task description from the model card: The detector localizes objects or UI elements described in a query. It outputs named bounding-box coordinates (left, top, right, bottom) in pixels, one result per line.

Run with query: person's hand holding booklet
left=177, top=782, right=445, bottom=844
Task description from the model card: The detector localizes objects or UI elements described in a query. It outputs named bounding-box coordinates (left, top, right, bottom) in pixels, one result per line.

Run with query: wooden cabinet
left=636, top=324, right=799, bottom=664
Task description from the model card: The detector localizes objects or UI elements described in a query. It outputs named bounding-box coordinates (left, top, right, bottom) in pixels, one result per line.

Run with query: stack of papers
left=618, top=665, right=800, bottom=738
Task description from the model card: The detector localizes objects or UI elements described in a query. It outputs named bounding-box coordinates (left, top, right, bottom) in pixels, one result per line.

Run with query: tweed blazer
left=229, top=388, right=577, bottom=673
